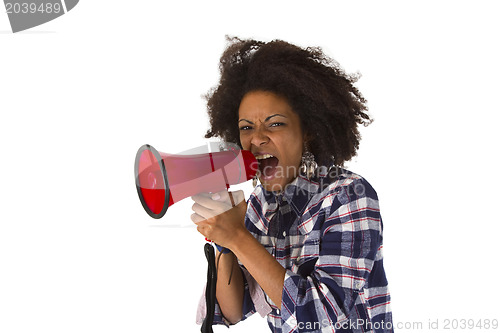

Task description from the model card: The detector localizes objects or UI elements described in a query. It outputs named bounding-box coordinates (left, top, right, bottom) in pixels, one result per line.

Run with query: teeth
left=255, top=154, right=274, bottom=160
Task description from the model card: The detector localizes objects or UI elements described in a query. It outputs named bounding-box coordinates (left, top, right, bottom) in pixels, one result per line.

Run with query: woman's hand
left=190, top=190, right=248, bottom=250
left=192, top=189, right=286, bottom=307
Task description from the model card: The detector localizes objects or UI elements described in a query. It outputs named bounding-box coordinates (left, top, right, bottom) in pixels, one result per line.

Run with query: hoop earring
left=300, top=150, right=317, bottom=180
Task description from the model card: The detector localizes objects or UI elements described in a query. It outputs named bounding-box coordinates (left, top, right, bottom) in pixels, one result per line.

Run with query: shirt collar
left=249, top=174, right=321, bottom=235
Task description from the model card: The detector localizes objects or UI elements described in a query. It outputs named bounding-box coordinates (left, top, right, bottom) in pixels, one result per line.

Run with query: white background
left=1, top=1, right=499, bottom=332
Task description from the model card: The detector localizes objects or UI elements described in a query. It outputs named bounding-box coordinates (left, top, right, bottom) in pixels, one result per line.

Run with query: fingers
left=191, top=192, right=227, bottom=210
left=192, top=213, right=212, bottom=238
left=190, top=213, right=205, bottom=224
left=206, top=190, right=245, bottom=206
left=190, top=190, right=246, bottom=234
left=191, top=190, right=244, bottom=213
left=193, top=202, right=220, bottom=219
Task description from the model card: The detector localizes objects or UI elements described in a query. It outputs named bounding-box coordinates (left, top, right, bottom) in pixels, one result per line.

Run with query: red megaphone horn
left=134, top=144, right=258, bottom=219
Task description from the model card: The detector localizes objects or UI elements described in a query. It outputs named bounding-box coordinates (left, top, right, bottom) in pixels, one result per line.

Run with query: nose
left=250, top=125, right=269, bottom=147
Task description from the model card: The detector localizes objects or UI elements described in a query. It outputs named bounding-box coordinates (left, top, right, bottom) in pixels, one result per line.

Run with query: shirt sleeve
left=196, top=263, right=272, bottom=327
left=280, top=178, right=383, bottom=331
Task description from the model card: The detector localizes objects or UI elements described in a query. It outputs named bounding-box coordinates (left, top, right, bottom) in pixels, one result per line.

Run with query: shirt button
left=276, top=309, right=280, bottom=315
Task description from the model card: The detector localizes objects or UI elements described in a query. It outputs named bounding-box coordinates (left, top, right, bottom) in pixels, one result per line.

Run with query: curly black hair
left=204, top=36, right=372, bottom=167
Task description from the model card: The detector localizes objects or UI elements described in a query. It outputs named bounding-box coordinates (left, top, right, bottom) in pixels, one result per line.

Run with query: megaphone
left=134, top=144, right=258, bottom=219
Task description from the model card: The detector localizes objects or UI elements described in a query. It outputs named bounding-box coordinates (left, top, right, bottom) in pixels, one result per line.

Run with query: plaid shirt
left=205, top=167, right=393, bottom=332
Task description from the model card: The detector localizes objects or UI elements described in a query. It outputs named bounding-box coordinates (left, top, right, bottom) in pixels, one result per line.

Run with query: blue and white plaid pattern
left=210, top=167, right=393, bottom=332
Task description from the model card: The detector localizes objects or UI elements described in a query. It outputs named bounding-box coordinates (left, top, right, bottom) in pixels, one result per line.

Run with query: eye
left=270, top=122, right=285, bottom=127
left=239, top=125, right=252, bottom=131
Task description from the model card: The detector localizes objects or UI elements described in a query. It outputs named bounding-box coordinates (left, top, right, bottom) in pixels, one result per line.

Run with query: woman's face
left=238, top=90, right=304, bottom=192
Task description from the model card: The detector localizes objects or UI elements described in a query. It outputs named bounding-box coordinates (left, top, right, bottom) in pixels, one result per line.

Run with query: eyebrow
left=238, top=113, right=287, bottom=124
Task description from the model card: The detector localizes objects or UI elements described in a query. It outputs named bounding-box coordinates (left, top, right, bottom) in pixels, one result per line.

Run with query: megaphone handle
left=227, top=191, right=235, bottom=206
left=205, top=182, right=235, bottom=244
left=221, top=166, right=235, bottom=206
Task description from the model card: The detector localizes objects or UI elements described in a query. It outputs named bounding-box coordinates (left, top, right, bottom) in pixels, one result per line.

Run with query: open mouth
left=255, top=154, right=279, bottom=179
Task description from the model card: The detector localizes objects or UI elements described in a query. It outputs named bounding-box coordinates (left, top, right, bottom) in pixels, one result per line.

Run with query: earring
left=252, top=175, right=258, bottom=187
left=300, top=150, right=318, bottom=180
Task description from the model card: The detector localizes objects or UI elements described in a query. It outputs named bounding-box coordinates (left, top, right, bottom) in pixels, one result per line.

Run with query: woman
left=192, top=37, right=393, bottom=332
